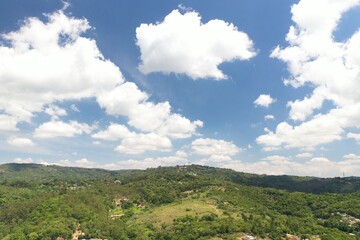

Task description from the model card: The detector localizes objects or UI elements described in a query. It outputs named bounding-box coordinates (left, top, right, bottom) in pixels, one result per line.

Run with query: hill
left=1, top=163, right=359, bottom=193
left=0, top=163, right=359, bottom=239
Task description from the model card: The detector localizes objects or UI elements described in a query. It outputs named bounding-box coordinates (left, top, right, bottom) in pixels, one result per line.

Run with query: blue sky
left=1, top=0, right=360, bottom=177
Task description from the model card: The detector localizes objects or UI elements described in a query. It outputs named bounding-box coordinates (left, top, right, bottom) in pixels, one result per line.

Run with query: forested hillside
left=0, top=163, right=359, bottom=239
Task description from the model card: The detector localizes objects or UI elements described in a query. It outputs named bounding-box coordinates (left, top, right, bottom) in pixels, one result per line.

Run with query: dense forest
left=0, top=163, right=359, bottom=239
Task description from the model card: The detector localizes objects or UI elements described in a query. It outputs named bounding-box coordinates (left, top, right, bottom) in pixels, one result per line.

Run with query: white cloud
left=260, top=0, right=360, bottom=150
left=115, top=133, right=172, bottom=155
left=191, top=138, right=241, bottom=156
left=0, top=10, right=202, bottom=155
left=34, top=120, right=94, bottom=138
left=344, top=153, right=360, bottom=160
left=136, top=9, right=256, bottom=80
left=70, top=104, right=80, bottom=112
left=257, top=99, right=360, bottom=150
left=7, top=137, right=35, bottom=147
left=175, top=150, right=188, bottom=158
left=44, top=104, right=67, bottom=120
left=308, top=157, right=331, bottom=164
left=254, top=94, right=276, bottom=107
left=97, top=82, right=148, bottom=117
left=208, top=154, right=232, bottom=162
left=287, top=88, right=325, bottom=121
left=264, top=115, right=275, bottom=121
left=57, top=159, right=71, bottom=166
left=262, top=155, right=290, bottom=162
left=13, top=157, right=33, bottom=164
left=0, top=10, right=123, bottom=124
left=347, top=132, right=360, bottom=143
left=0, top=114, right=19, bottom=131
left=97, top=82, right=202, bottom=139
left=74, top=158, right=97, bottom=168
left=92, top=123, right=173, bottom=154
left=92, top=124, right=131, bottom=141
left=296, top=152, right=313, bottom=158
left=55, top=158, right=97, bottom=168
left=156, top=115, right=203, bottom=139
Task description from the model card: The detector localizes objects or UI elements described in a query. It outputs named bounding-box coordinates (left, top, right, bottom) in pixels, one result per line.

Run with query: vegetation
left=0, top=163, right=359, bottom=239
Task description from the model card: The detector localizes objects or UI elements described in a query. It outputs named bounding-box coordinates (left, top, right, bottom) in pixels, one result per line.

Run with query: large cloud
left=191, top=138, right=241, bottom=158
left=0, top=115, right=18, bottom=131
left=0, top=11, right=123, bottom=124
left=136, top=9, right=256, bottom=80
left=7, top=137, right=35, bottom=147
left=257, top=0, right=360, bottom=150
left=92, top=123, right=172, bottom=154
left=0, top=10, right=202, bottom=154
left=97, top=82, right=203, bottom=139
left=34, top=120, right=94, bottom=138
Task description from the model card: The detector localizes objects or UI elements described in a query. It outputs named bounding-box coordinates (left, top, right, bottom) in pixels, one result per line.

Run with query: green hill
left=1, top=163, right=359, bottom=193
left=0, top=163, right=359, bottom=239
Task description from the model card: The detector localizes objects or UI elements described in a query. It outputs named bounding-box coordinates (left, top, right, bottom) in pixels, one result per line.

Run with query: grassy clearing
left=134, top=199, right=222, bottom=227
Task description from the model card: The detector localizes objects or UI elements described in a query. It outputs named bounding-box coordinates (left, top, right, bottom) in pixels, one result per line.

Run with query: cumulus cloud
left=175, top=150, right=188, bottom=158
left=34, top=120, right=94, bottom=138
left=92, top=123, right=172, bottom=154
left=74, top=158, right=97, bottom=168
left=70, top=104, right=80, bottom=112
left=0, top=114, right=19, bottom=131
left=92, top=124, right=131, bottom=141
left=208, top=154, right=232, bottom=162
left=7, top=137, right=35, bottom=147
left=191, top=138, right=241, bottom=157
left=97, top=82, right=203, bottom=140
left=136, top=9, right=256, bottom=80
left=262, top=155, right=290, bottom=162
left=55, top=158, right=97, bottom=168
left=0, top=10, right=123, bottom=124
left=256, top=110, right=344, bottom=149
left=296, top=152, right=313, bottom=158
left=44, top=104, right=67, bottom=120
left=347, top=132, right=360, bottom=143
left=258, top=0, right=360, bottom=150
left=115, top=133, right=172, bottom=154
left=0, top=10, right=202, bottom=154
left=344, top=153, right=360, bottom=160
left=254, top=94, right=276, bottom=107
left=264, top=115, right=275, bottom=121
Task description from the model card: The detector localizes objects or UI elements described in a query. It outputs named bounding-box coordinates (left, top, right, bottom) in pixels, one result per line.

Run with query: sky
left=1, top=0, right=360, bottom=177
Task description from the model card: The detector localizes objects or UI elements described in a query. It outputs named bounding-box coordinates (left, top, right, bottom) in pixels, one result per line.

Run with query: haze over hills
left=0, top=163, right=359, bottom=239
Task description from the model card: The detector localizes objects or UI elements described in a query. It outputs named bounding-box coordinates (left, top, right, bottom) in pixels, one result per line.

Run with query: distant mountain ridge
left=1, top=163, right=359, bottom=194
